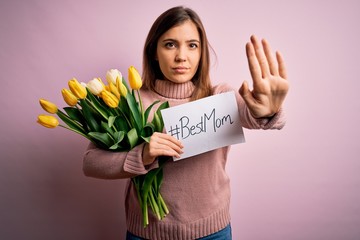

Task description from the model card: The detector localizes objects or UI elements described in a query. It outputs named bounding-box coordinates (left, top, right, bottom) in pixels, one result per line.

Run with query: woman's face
left=156, top=20, right=201, bottom=84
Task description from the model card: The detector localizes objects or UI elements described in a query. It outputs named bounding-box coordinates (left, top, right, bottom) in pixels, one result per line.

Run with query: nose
left=175, top=47, right=186, bottom=62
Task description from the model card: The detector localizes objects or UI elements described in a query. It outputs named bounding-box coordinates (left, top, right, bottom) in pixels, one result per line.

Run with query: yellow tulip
left=68, top=78, right=87, bottom=99
left=116, top=77, right=127, bottom=97
left=37, top=115, right=59, bottom=128
left=106, top=69, right=122, bottom=85
left=119, top=82, right=128, bottom=97
left=128, top=66, right=142, bottom=90
left=61, top=88, right=78, bottom=106
left=101, top=90, right=119, bottom=108
left=109, top=81, right=120, bottom=99
left=39, top=99, right=58, bottom=114
left=87, top=78, right=104, bottom=95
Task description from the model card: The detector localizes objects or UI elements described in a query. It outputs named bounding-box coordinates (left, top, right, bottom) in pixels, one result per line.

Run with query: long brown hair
left=142, top=6, right=213, bottom=100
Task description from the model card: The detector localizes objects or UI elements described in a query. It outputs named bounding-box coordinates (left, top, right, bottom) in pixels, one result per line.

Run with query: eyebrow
left=162, top=38, right=200, bottom=43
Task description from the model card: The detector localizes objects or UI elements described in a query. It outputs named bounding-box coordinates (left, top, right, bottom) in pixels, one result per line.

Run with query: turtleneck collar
left=154, top=79, right=195, bottom=99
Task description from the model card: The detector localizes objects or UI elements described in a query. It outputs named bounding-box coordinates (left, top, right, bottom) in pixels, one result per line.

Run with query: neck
left=154, top=80, right=195, bottom=99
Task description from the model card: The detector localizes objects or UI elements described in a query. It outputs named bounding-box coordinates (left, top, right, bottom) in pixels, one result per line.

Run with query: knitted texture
left=83, top=80, right=286, bottom=239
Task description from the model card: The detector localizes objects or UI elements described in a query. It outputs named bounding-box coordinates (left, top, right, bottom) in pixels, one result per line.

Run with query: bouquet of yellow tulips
left=37, top=66, right=169, bottom=227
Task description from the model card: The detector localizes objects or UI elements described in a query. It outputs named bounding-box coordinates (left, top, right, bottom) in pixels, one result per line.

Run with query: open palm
left=239, top=35, right=289, bottom=118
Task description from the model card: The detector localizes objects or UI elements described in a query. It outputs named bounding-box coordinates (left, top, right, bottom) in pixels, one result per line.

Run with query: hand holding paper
left=143, top=132, right=183, bottom=165
left=161, top=92, right=245, bottom=160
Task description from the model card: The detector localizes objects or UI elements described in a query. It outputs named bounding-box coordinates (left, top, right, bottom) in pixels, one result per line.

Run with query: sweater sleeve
left=213, top=83, right=286, bottom=130
left=83, top=142, right=159, bottom=179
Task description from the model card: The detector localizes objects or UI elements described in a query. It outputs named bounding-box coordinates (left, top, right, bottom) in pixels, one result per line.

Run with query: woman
left=83, top=6, right=288, bottom=240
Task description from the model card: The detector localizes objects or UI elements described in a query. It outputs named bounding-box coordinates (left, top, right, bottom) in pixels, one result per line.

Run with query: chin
left=167, top=76, right=193, bottom=84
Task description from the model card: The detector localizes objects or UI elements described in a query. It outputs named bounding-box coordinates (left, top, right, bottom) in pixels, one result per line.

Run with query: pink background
left=1, top=0, right=359, bottom=239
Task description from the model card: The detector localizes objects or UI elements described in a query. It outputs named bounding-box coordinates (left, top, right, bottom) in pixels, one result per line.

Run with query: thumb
left=239, top=81, right=252, bottom=102
left=239, top=81, right=256, bottom=110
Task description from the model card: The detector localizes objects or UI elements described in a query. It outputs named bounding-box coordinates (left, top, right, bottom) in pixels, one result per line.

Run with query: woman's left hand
left=239, top=35, right=289, bottom=118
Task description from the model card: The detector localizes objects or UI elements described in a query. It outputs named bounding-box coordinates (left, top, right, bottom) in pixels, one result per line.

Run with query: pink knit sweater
left=83, top=80, right=285, bottom=239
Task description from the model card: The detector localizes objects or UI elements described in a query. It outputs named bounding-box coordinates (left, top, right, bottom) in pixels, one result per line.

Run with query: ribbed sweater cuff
left=251, top=107, right=286, bottom=130
left=123, top=143, right=150, bottom=175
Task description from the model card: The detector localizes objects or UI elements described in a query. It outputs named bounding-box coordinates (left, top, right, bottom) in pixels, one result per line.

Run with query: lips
left=172, top=66, right=189, bottom=74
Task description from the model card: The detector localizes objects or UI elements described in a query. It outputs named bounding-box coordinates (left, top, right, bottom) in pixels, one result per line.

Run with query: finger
left=155, top=146, right=181, bottom=158
left=276, top=51, right=287, bottom=79
left=148, top=139, right=182, bottom=158
left=246, top=42, right=262, bottom=86
left=158, top=133, right=184, bottom=149
left=251, top=35, right=270, bottom=77
left=239, top=81, right=256, bottom=109
left=262, top=39, right=278, bottom=76
left=158, top=140, right=183, bottom=155
left=151, top=134, right=183, bottom=154
left=150, top=146, right=181, bottom=159
left=152, top=132, right=183, bottom=148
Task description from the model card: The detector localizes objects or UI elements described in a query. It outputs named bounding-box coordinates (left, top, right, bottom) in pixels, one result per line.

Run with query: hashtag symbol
left=168, top=125, right=180, bottom=140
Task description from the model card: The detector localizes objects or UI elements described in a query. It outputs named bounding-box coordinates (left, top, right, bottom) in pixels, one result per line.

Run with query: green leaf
left=88, top=132, right=113, bottom=147
left=109, top=130, right=125, bottom=150
left=127, top=128, right=139, bottom=149
left=155, top=168, right=163, bottom=194
left=141, top=123, right=155, bottom=142
left=121, top=76, right=131, bottom=93
left=114, top=116, right=130, bottom=132
left=57, top=110, right=86, bottom=134
left=119, top=96, right=130, bottom=115
left=154, top=101, right=169, bottom=132
left=113, top=131, right=125, bottom=143
left=101, top=121, right=114, bottom=135
left=85, top=88, right=109, bottom=120
left=144, top=100, right=160, bottom=123
left=80, top=99, right=100, bottom=132
left=108, top=116, right=116, bottom=128
left=152, top=112, right=161, bottom=133
left=63, top=107, right=84, bottom=123
left=126, top=93, right=143, bottom=133
left=141, top=167, right=163, bottom=208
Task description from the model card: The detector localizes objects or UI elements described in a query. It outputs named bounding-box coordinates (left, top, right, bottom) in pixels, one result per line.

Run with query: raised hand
left=239, top=35, right=289, bottom=118
left=143, top=132, right=183, bottom=165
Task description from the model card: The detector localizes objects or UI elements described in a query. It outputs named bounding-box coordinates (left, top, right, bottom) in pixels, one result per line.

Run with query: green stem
left=149, top=187, right=161, bottom=220
left=158, top=193, right=169, bottom=215
left=115, top=107, right=132, bottom=128
left=136, top=90, right=144, bottom=125
left=57, top=110, right=86, bottom=133
left=85, top=98, right=108, bottom=120
left=142, top=198, right=149, bottom=227
left=59, top=125, right=90, bottom=140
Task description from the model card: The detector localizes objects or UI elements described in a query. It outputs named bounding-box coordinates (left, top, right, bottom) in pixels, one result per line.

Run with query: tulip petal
left=69, top=78, right=87, bottom=99
left=128, top=66, right=143, bottom=90
left=39, top=99, right=58, bottom=114
left=37, top=115, right=59, bottom=128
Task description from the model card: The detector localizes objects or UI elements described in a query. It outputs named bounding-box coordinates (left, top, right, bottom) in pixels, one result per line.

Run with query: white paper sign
left=161, top=91, right=245, bottom=160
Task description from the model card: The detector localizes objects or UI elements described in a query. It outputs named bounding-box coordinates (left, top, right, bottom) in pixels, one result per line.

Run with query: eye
left=165, top=42, right=176, bottom=48
left=189, top=43, right=199, bottom=49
